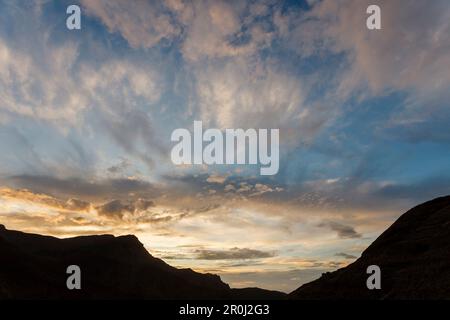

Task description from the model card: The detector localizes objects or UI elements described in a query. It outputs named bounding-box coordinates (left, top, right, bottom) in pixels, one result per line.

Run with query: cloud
left=65, top=198, right=91, bottom=211
left=307, top=0, right=450, bottom=105
left=0, top=46, right=165, bottom=173
left=134, top=198, right=155, bottom=211
left=0, top=187, right=150, bottom=220
left=0, top=187, right=173, bottom=237
left=79, top=59, right=167, bottom=168
left=93, top=199, right=157, bottom=220
left=180, top=1, right=274, bottom=61
left=193, top=58, right=307, bottom=131
left=82, top=0, right=273, bottom=61
left=318, top=221, right=361, bottom=239
left=0, top=127, right=48, bottom=175
left=107, top=158, right=131, bottom=174
left=194, top=204, right=221, bottom=213
left=5, top=175, right=159, bottom=200
left=206, top=174, right=227, bottom=184
left=335, top=252, right=357, bottom=259
left=224, top=184, right=235, bottom=192
left=76, top=1, right=333, bottom=147
left=195, top=247, right=275, bottom=260
left=0, top=5, right=166, bottom=170
left=0, top=188, right=89, bottom=212
left=81, top=0, right=181, bottom=49
left=163, top=173, right=285, bottom=202
left=374, top=176, right=450, bottom=202
left=0, top=36, right=86, bottom=127
left=249, top=183, right=275, bottom=197
left=95, top=200, right=134, bottom=219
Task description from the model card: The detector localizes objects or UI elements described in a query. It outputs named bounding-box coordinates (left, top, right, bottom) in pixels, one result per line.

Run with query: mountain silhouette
left=2, top=196, right=449, bottom=299
left=0, top=225, right=285, bottom=299
left=290, top=195, right=450, bottom=299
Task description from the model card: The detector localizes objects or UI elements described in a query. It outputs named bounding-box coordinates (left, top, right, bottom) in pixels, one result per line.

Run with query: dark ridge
left=0, top=225, right=286, bottom=300
left=290, top=195, right=450, bottom=299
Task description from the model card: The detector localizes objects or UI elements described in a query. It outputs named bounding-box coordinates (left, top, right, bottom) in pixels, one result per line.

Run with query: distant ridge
left=290, top=196, right=450, bottom=299
left=0, top=225, right=285, bottom=300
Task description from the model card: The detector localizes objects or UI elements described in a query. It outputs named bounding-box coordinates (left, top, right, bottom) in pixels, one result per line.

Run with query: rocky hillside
left=0, top=224, right=285, bottom=299
left=290, top=196, right=450, bottom=299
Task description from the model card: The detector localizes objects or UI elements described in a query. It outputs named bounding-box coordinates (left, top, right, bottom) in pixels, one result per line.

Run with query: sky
left=0, top=0, right=450, bottom=292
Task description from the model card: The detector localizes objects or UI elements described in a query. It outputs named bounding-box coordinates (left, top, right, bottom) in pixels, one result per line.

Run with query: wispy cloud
left=195, top=247, right=275, bottom=260
left=318, top=221, right=362, bottom=239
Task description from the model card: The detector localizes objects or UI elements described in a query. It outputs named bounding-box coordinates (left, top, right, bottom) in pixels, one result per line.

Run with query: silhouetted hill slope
left=290, top=196, right=450, bottom=299
left=0, top=225, right=285, bottom=299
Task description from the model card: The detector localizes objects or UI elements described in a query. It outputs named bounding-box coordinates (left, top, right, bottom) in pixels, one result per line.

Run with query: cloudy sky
left=0, top=0, right=449, bottom=292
